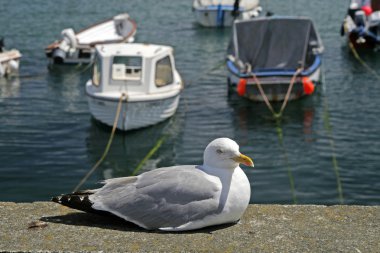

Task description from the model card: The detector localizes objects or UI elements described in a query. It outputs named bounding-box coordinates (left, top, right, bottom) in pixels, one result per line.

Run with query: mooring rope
left=347, top=40, right=380, bottom=80
left=250, top=67, right=303, bottom=119
left=322, top=99, right=344, bottom=204
left=131, top=135, right=167, bottom=176
left=275, top=119, right=298, bottom=204
left=73, top=93, right=127, bottom=192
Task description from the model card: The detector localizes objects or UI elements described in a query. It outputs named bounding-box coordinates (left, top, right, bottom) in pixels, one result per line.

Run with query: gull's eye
left=216, top=149, right=223, bottom=154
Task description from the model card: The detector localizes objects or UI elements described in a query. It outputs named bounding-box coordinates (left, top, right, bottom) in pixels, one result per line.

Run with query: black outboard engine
left=0, top=37, right=4, bottom=53
left=52, top=48, right=66, bottom=64
left=232, top=0, right=240, bottom=18
left=355, top=10, right=367, bottom=27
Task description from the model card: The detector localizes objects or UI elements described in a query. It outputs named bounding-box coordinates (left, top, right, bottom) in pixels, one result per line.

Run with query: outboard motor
left=53, top=28, right=77, bottom=64
left=114, top=14, right=132, bottom=37
left=354, top=10, right=367, bottom=27
left=232, top=0, right=240, bottom=18
left=0, top=37, right=4, bottom=52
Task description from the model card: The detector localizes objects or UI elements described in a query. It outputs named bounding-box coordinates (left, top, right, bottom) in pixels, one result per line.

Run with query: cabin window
left=155, top=56, right=173, bottom=87
left=112, top=56, right=142, bottom=81
left=92, top=57, right=101, bottom=86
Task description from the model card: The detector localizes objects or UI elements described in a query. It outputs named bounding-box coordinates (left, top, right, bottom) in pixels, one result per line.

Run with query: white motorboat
left=0, top=38, right=21, bottom=77
left=192, top=0, right=262, bottom=27
left=45, top=13, right=137, bottom=65
left=86, top=43, right=183, bottom=131
left=341, top=0, right=380, bottom=50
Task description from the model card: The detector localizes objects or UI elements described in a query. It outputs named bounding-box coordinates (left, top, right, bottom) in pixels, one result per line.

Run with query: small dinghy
left=0, top=38, right=22, bottom=77
left=86, top=43, right=183, bottom=131
left=341, top=0, right=380, bottom=50
left=192, top=0, right=262, bottom=27
left=45, top=13, right=136, bottom=65
left=226, top=17, right=324, bottom=102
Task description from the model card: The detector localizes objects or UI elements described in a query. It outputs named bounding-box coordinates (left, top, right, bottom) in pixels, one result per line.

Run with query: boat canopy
left=196, top=0, right=259, bottom=10
left=228, top=17, right=323, bottom=72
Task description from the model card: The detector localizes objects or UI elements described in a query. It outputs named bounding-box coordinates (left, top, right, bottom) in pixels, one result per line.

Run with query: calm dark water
left=0, top=0, right=379, bottom=204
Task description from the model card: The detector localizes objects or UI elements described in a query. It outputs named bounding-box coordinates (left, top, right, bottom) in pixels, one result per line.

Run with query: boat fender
left=302, top=77, right=315, bottom=95
left=237, top=78, right=247, bottom=96
left=362, top=5, right=373, bottom=16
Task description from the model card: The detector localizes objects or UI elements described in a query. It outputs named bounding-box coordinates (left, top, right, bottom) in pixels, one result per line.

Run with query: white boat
left=192, top=0, right=262, bottom=27
left=45, top=13, right=137, bottom=65
left=341, top=0, right=380, bottom=50
left=0, top=38, right=21, bottom=77
left=86, top=43, right=183, bottom=131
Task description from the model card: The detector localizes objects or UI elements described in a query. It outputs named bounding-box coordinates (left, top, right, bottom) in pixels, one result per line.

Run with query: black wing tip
left=51, top=192, right=115, bottom=217
left=51, top=195, right=61, bottom=203
left=51, top=192, right=94, bottom=213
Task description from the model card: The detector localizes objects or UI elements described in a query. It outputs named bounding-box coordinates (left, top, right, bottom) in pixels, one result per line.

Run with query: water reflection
left=0, top=77, right=20, bottom=99
left=84, top=115, right=183, bottom=183
left=226, top=91, right=347, bottom=204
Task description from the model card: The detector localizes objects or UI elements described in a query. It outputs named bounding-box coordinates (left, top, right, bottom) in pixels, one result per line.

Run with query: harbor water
left=0, top=0, right=379, bottom=204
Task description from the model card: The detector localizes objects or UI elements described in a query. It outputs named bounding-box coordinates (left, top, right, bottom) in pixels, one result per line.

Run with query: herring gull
left=52, top=138, right=254, bottom=231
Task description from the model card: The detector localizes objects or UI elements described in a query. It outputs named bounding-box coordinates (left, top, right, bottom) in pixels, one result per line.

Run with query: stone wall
left=0, top=202, right=379, bottom=252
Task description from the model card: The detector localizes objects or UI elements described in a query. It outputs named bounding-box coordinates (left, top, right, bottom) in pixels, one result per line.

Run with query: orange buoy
left=302, top=77, right=315, bottom=95
left=237, top=78, right=247, bottom=96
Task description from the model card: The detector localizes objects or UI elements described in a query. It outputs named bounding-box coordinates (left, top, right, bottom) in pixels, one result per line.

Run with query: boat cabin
left=91, top=43, right=178, bottom=96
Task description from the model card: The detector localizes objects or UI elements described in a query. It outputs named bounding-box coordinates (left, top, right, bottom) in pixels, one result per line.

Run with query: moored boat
left=226, top=17, right=324, bottom=102
left=86, top=43, right=183, bottom=131
left=0, top=38, right=22, bottom=77
left=192, top=0, right=262, bottom=27
left=45, top=13, right=136, bottom=65
left=341, top=0, right=380, bottom=50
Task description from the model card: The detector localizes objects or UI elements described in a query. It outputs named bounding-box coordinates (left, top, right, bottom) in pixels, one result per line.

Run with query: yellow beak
left=232, top=153, right=254, bottom=167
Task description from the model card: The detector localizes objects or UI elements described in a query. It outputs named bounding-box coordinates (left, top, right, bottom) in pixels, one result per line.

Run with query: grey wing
left=89, top=165, right=221, bottom=229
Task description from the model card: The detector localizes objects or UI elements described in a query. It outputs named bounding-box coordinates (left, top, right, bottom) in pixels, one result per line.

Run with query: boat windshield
left=155, top=56, right=173, bottom=87
left=92, top=56, right=101, bottom=86
left=112, top=56, right=142, bottom=81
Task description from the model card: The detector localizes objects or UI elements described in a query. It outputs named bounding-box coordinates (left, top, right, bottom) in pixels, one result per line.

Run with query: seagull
left=52, top=138, right=254, bottom=231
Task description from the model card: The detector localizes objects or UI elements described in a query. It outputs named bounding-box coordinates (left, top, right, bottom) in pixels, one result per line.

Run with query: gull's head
left=203, top=138, right=254, bottom=170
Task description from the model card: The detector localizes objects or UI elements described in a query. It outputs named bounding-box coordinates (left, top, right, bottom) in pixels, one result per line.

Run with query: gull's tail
left=52, top=190, right=110, bottom=216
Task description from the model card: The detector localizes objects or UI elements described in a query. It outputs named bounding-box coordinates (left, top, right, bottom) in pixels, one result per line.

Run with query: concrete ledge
left=0, top=202, right=379, bottom=252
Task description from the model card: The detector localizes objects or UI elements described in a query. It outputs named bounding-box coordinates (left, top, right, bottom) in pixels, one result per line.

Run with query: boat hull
left=227, top=67, right=322, bottom=102
left=0, top=50, right=22, bottom=77
left=45, top=14, right=136, bottom=65
left=347, top=29, right=379, bottom=50
left=193, top=6, right=260, bottom=27
left=342, top=11, right=380, bottom=51
left=87, top=93, right=180, bottom=131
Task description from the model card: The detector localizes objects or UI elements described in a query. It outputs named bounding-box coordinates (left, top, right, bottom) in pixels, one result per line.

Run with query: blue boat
left=226, top=17, right=324, bottom=102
